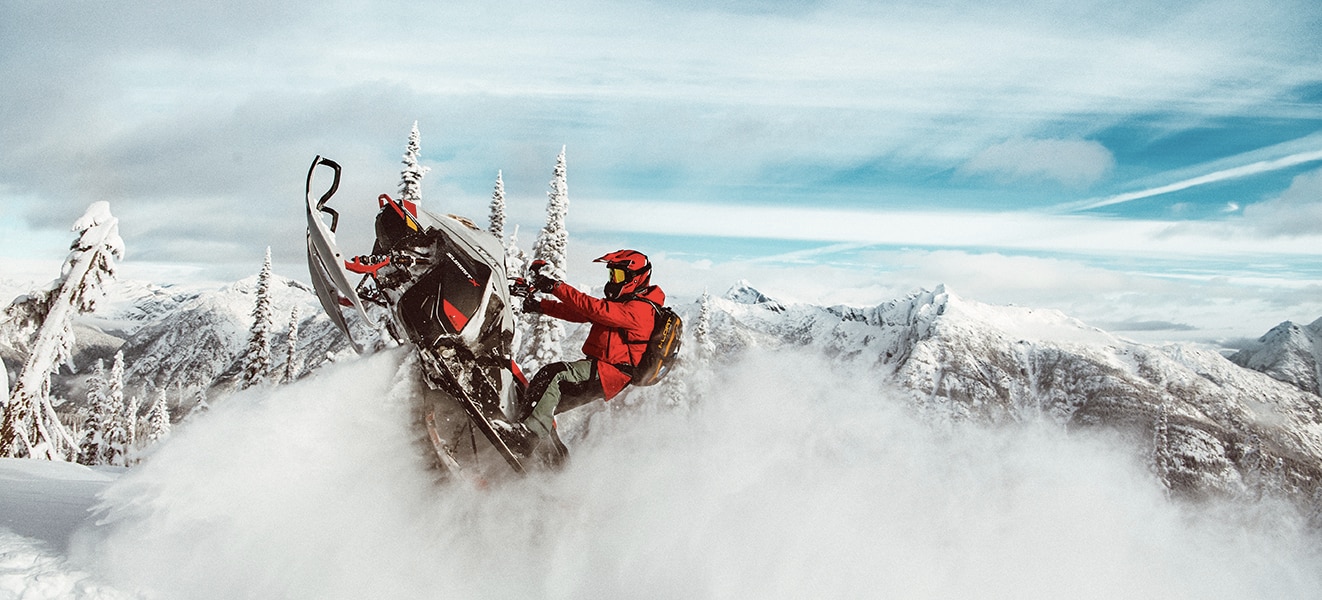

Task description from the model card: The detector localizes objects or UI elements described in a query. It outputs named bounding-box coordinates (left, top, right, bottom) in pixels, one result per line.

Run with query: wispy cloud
left=1066, top=146, right=1322, bottom=212
left=575, top=200, right=1322, bottom=259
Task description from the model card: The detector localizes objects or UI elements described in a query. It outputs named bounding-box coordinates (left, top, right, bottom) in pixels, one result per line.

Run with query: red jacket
left=537, top=282, right=666, bottom=400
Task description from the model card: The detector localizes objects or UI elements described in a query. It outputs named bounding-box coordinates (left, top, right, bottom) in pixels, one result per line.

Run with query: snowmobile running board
left=418, top=347, right=527, bottom=474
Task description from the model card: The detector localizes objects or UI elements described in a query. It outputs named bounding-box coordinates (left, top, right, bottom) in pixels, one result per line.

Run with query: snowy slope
left=0, top=459, right=130, bottom=599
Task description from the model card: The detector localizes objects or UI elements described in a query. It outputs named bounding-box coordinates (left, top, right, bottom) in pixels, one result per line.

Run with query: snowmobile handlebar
left=306, top=155, right=343, bottom=232
left=346, top=251, right=435, bottom=278
left=509, top=278, right=533, bottom=299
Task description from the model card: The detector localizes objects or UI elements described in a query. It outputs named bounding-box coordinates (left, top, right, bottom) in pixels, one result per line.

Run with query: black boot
left=489, top=419, right=537, bottom=459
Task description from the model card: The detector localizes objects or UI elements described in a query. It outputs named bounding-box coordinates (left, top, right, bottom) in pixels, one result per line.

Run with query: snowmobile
left=303, top=156, right=531, bottom=480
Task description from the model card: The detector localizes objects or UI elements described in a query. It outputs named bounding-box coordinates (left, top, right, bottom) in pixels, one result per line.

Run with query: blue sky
left=2, top=0, right=1321, bottom=343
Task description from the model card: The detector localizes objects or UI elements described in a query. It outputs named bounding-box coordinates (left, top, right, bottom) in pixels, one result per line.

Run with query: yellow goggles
left=609, top=267, right=628, bottom=283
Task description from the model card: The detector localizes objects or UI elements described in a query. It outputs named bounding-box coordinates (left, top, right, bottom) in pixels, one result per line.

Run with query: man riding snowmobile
left=502, top=250, right=665, bottom=464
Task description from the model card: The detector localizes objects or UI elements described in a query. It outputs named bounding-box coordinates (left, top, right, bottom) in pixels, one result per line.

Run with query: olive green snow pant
left=521, top=359, right=603, bottom=440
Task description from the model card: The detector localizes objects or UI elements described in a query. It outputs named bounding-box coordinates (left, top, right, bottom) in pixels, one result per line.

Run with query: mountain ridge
left=4, top=275, right=1322, bottom=505
left=703, top=283, right=1322, bottom=503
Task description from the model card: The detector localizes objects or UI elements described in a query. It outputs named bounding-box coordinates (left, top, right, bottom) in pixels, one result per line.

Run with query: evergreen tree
left=505, top=225, right=531, bottom=293
left=399, top=121, right=429, bottom=210
left=695, top=291, right=717, bottom=364
left=522, top=147, right=570, bottom=372
left=281, top=306, right=301, bottom=384
left=489, top=170, right=506, bottom=237
left=187, top=385, right=211, bottom=421
left=147, top=387, right=171, bottom=443
left=240, top=248, right=274, bottom=389
left=532, top=147, right=570, bottom=280
left=76, top=359, right=108, bottom=465
left=124, top=391, right=141, bottom=461
left=1152, top=399, right=1173, bottom=496
left=101, top=351, right=128, bottom=466
left=1, top=201, right=124, bottom=459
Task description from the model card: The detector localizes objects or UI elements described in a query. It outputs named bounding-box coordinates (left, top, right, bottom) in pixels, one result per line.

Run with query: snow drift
left=63, top=345, right=1322, bottom=599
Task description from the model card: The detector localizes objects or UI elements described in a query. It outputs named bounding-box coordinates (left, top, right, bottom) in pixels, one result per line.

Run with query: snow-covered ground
left=3, top=347, right=1322, bottom=599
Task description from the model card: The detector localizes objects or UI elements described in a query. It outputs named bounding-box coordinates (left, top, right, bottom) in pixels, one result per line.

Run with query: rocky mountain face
left=700, top=282, right=1322, bottom=505
left=1, top=275, right=353, bottom=408
left=1229, top=318, right=1322, bottom=396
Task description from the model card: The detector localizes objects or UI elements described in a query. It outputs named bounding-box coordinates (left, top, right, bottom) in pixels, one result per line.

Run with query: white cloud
left=571, top=199, right=1322, bottom=260
left=1241, top=167, right=1322, bottom=236
left=960, top=139, right=1115, bottom=187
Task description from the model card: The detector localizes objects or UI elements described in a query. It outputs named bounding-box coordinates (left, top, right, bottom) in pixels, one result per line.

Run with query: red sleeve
left=538, top=297, right=589, bottom=323
left=549, top=282, right=652, bottom=330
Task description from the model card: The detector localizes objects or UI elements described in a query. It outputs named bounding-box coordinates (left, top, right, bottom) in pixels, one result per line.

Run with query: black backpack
left=625, top=298, right=683, bottom=386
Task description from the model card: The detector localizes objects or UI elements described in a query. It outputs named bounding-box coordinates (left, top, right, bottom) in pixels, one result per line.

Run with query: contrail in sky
left=1066, top=148, right=1322, bottom=212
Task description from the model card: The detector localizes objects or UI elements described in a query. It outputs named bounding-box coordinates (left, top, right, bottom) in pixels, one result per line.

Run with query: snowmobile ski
left=424, top=411, right=468, bottom=477
left=304, top=155, right=373, bottom=354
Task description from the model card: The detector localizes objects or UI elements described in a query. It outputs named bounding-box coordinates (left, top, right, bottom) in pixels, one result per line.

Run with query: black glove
left=522, top=295, right=542, bottom=314
left=509, top=278, right=532, bottom=299
left=533, top=272, right=559, bottom=293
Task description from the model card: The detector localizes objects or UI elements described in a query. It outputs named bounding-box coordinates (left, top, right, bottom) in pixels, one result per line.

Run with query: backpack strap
left=613, top=297, right=660, bottom=372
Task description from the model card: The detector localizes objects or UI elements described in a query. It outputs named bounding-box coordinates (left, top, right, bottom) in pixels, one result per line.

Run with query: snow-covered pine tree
left=489, top=170, right=506, bottom=237
left=186, top=385, right=210, bottom=421
left=532, top=147, right=570, bottom=280
left=1, top=358, right=9, bottom=411
left=76, top=359, right=108, bottom=465
left=1, top=201, right=124, bottom=460
left=1152, top=399, right=1173, bottom=496
left=505, top=224, right=531, bottom=295
left=101, top=351, right=128, bottom=466
left=399, top=121, right=429, bottom=211
left=124, top=391, right=141, bottom=462
left=695, top=291, right=717, bottom=365
left=522, top=147, right=570, bottom=372
left=281, top=306, right=301, bottom=384
left=240, top=248, right=274, bottom=389
left=147, top=387, right=171, bottom=443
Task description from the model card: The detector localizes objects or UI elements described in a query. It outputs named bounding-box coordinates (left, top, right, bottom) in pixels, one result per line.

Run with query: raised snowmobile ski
left=305, top=156, right=372, bottom=354
left=304, top=156, right=530, bottom=477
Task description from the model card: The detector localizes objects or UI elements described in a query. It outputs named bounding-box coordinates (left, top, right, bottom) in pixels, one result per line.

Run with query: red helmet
left=595, top=249, right=651, bottom=300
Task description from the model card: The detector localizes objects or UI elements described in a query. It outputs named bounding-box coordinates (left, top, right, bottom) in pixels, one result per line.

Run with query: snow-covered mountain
left=112, top=275, right=350, bottom=393
left=1229, top=318, right=1322, bottom=396
left=697, top=281, right=1322, bottom=503
left=2, top=275, right=353, bottom=409
left=7, top=274, right=1322, bottom=504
